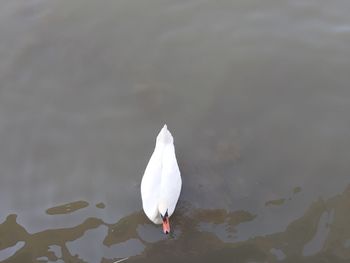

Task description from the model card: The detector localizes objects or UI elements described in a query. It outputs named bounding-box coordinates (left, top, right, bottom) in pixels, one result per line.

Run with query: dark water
left=1, top=0, right=350, bottom=262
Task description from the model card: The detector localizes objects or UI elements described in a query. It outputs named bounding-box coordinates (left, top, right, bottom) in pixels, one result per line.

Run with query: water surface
left=1, top=0, right=350, bottom=262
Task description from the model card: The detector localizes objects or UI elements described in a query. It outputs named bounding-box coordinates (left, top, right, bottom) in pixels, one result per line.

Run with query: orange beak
left=162, top=216, right=170, bottom=234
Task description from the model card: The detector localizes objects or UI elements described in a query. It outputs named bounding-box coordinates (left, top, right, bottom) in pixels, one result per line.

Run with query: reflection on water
left=1, top=185, right=350, bottom=262
left=1, top=0, right=350, bottom=262
left=46, top=201, right=89, bottom=215
left=265, top=198, right=286, bottom=207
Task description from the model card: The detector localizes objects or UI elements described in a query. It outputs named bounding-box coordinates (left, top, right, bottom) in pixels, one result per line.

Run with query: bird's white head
left=158, top=201, right=170, bottom=234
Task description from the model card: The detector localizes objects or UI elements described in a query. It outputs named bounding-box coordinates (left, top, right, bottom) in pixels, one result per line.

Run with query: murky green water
left=1, top=0, right=350, bottom=262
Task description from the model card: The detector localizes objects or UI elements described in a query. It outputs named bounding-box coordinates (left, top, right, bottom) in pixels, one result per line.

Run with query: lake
left=1, top=0, right=350, bottom=262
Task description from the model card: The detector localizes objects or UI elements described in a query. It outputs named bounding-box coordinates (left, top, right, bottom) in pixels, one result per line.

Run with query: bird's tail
left=156, top=124, right=174, bottom=144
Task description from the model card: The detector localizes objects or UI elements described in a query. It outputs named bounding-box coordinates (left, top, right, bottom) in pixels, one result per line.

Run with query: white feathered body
left=141, top=125, right=182, bottom=224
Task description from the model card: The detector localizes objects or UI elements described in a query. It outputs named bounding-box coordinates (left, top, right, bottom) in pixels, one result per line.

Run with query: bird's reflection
left=1, top=185, right=350, bottom=263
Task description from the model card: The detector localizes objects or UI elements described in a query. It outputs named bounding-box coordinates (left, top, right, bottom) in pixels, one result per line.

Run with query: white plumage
left=141, top=124, right=182, bottom=224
